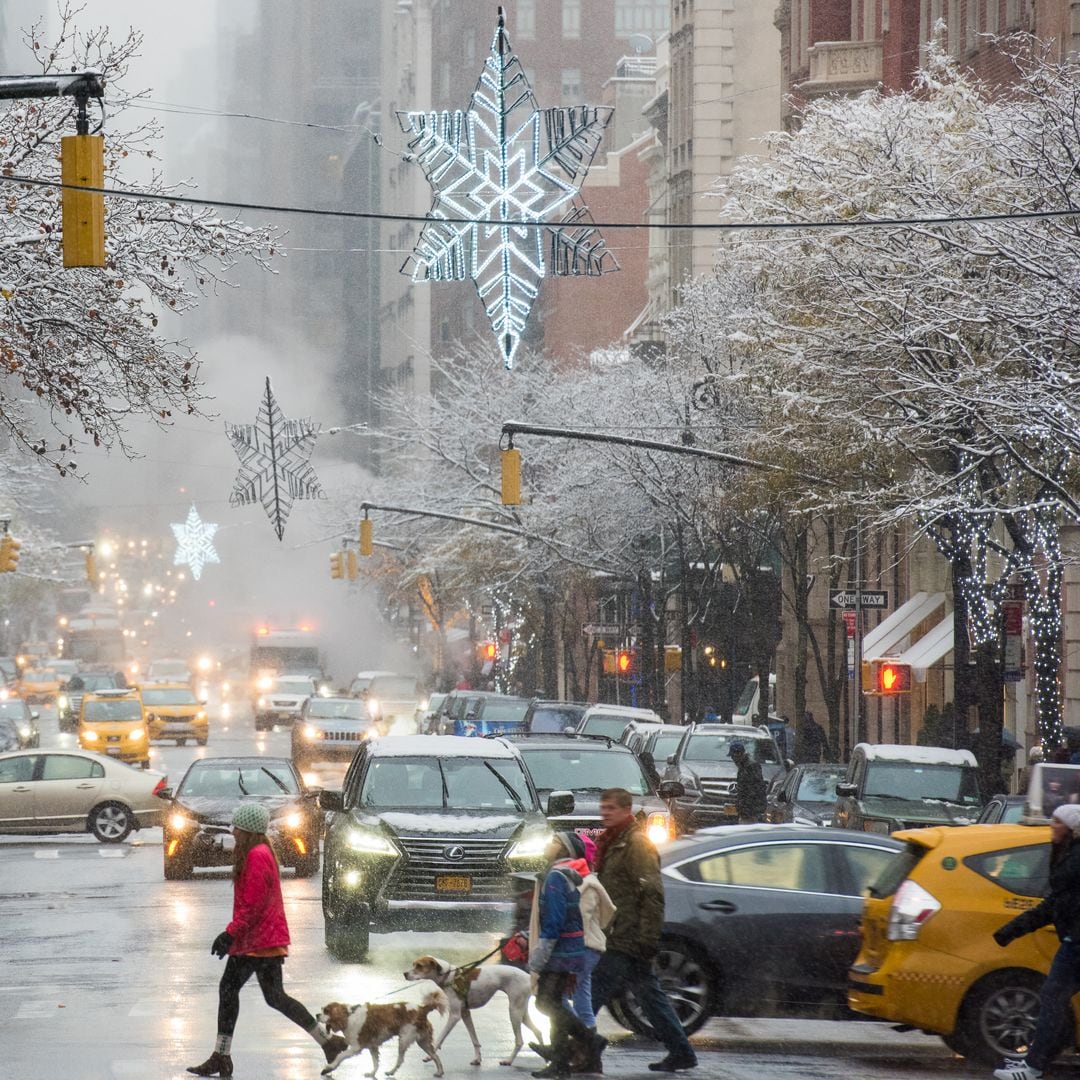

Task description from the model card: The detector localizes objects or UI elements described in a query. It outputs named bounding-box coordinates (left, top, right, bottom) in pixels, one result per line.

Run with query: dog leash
left=368, top=943, right=509, bottom=1002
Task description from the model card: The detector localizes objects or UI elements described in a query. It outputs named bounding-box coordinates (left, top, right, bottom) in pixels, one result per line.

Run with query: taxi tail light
left=167, top=838, right=180, bottom=857
left=294, top=838, right=308, bottom=855
left=887, top=879, right=941, bottom=940
left=151, top=777, right=167, bottom=797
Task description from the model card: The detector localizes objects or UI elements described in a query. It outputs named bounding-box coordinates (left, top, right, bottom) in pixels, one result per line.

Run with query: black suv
left=662, top=723, right=785, bottom=831
left=506, top=733, right=683, bottom=846
left=319, top=735, right=561, bottom=961
left=621, top=722, right=687, bottom=784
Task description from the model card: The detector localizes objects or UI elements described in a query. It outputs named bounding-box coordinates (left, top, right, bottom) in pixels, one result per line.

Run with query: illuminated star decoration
left=171, top=504, right=219, bottom=582
left=226, top=377, right=324, bottom=541
left=399, top=6, right=618, bottom=368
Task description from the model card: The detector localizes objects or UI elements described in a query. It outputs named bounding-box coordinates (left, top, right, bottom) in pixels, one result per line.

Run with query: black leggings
left=217, top=955, right=316, bottom=1037
left=535, top=971, right=592, bottom=1067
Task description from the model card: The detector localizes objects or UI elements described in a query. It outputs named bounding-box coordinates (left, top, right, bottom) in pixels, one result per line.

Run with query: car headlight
left=347, top=829, right=396, bottom=855
left=283, top=812, right=303, bottom=829
left=366, top=697, right=380, bottom=717
left=17, top=726, right=30, bottom=738
left=128, top=727, right=145, bottom=741
left=645, top=812, right=674, bottom=846
left=58, top=694, right=69, bottom=710
left=509, top=830, right=553, bottom=860
left=303, top=724, right=319, bottom=740
left=318, top=684, right=331, bottom=698
left=257, top=696, right=267, bottom=708
left=196, top=711, right=207, bottom=721
left=170, top=813, right=192, bottom=830
left=257, top=677, right=273, bottom=692
left=418, top=698, right=429, bottom=711
left=82, top=730, right=99, bottom=741
left=863, top=819, right=892, bottom=834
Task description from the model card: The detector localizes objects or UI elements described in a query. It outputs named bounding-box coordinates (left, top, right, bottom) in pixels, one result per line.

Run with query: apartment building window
left=561, top=68, right=582, bottom=102
left=563, top=0, right=581, bottom=39
left=614, top=0, right=669, bottom=37
left=515, top=0, right=536, bottom=39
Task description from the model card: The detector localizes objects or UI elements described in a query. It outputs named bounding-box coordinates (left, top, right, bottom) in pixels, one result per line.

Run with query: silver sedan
left=0, top=748, right=167, bottom=842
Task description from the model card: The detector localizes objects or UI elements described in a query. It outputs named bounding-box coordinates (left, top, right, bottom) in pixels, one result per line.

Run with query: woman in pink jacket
left=187, top=803, right=347, bottom=1078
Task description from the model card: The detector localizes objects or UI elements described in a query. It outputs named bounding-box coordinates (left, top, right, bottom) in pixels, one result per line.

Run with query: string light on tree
left=399, top=7, right=618, bottom=369
left=170, top=505, right=219, bottom=582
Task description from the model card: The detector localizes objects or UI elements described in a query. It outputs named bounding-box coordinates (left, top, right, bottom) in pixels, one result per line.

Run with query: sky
left=1, top=3, right=405, bottom=680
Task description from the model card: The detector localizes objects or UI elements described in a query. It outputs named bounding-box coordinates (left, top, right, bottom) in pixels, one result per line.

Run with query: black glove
left=211, top=931, right=234, bottom=958
left=993, top=926, right=1015, bottom=948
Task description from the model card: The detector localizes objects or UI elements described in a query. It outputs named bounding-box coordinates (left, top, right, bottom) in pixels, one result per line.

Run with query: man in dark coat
left=729, top=741, right=766, bottom=824
left=589, top=788, right=697, bottom=1074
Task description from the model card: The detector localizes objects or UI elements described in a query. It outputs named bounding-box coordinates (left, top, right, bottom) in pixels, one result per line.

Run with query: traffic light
left=61, top=134, right=105, bottom=267
left=359, top=518, right=373, bottom=557
left=346, top=549, right=358, bottom=581
left=85, top=551, right=97, bottom=582
left=479, top=641, right=498, bottom=663
left=616, top=649, right=633, bottom=675
left=501, top=447, right=521, bottom=506
left=329, top=551, right=344, bottom=579
left=0, top=535, right=21, bottom=573
left=877, top=660, right=912, bottom=695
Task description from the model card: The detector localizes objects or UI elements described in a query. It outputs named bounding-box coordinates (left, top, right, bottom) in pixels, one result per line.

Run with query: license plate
left=435, top=875, right=471, bottom=892
left=107, top=735, right=121, bottom=742
left=575, top=827, right=604, bottom=838
left=106, top=748, right=121, bottom=756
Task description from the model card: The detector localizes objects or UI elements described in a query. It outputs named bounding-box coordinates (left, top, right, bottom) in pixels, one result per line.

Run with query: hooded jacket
left=225, top=843, right=291, bottom=955
left=596, top=818, right=664, bottom=961
left=563, top=856, right=616, bottom=952
left=529, top=861, right=585, bottom=973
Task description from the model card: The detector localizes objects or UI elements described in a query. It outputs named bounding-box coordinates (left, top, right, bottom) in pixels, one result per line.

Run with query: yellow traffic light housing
left=347, top=549, right=358, bottom=581
left=61, top=134, right=105, bottom=268
left=0, top=535, right=21, bottom=573
left=359, top=518, right=373, bottom=557
left=329, top=551, right=344, bottom=580
left=501, top=447, right=521, bottom=506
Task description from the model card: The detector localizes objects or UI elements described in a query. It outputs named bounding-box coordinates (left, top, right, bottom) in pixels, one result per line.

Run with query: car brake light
left=887, top=879, right=941, bottom=940
left=151, top=777, right=166, bottom=797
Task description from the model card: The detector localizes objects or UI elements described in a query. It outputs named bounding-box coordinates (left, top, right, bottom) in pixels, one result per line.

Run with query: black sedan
left=609, top=825, right=902, bottom=1036
left=0, top=696, right=39, bottom=748
left=975, top=793, right=1026, bottom=824
left=766, top=763, right=848, bottom=826
left=161, top=756, right=321, bottom=880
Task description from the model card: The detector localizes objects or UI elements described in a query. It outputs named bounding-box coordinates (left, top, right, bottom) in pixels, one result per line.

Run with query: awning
left=898, top=615, right=954, bottom=678
left=862, top=591, right=946, bottom=658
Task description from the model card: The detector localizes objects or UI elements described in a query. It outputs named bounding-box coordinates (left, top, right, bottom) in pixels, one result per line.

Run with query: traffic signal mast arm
left=499, top=421, right=827, bottom=487
left=358, top=501, right=528, bottom=539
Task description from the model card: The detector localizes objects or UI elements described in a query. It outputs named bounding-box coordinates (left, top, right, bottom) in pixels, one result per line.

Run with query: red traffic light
left=616, top=649, right=633, bottom=675
left=480, top=641, right=498, bottom=662
left=876, top=661, right=911, bottom=695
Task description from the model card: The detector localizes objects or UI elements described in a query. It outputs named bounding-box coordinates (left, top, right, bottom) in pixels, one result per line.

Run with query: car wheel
left=164, top=846, right=195, bottom=880
left=606, top=995, right=639, bottom=1032
left=176, top=738, right=186, bottom=747
left=612, top=940, right=715, bottom=1038
left=140, top=759, right=150, bottom=769
left=953, top=969, right=1042, bottom=1066
left=89, top=801, right=135, bottom=843
left=323, top=868, right=370, bottom=961
left=197, top=736, right=208, bottom=746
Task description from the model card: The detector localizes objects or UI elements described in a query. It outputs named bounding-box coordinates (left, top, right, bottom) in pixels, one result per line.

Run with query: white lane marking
left=98, top=849, right=126, bottom=858
left=33, top=850, right=60, bottom=859
left=16, top=1001, right=61, bottom=1018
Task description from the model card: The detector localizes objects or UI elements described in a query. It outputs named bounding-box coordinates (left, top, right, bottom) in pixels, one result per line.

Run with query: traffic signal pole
left=358, top=501, right=528, bottom=540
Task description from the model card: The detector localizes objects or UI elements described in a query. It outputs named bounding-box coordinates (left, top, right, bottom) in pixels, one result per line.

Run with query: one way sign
left=829, top=590, right=889, bottom=609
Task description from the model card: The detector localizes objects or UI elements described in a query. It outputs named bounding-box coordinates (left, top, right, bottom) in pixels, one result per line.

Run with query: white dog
left=404, top=954, right=543, bottom=1066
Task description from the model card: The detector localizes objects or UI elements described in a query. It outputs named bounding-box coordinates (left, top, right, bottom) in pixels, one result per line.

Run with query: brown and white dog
left=404, top=954, right=543, bottom=1067
left=317, top=990, right=447, bottom=1077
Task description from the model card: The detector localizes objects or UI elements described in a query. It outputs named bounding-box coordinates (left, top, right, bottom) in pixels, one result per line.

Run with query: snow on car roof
left=855, top=743, right=977, bottom=766
left=380, top=811, right=523, bottom=833
left=584, top=704, right=661, bottom=720
left=369, top=735, right=520, bottom=759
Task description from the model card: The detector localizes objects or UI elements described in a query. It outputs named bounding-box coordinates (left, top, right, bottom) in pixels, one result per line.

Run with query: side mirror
left=156, top=787, right=173, bottom=801
left=784, top=758, right=795, bottom=770
left=546, top=790, right=575, bottom=817
left=305, top=786, right=324, bottom=799
left=319, top=789, right=345, bottom=813
left=836, top=782, right=858, bottom=798
left=657, top=780, right=685, bottom=799
left=200, top=699, right=208, bottom=707
left=666, top=754, right=676, bottom=765
left=563, top=725, right=577, bottom=735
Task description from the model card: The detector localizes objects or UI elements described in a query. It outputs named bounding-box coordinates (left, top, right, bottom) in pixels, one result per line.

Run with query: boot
left=187, top=1052, right=233, bottom=1078
left=530, top=1042, right=556, bottom=1061
left=532, top=1064, right=571, bottom=1080
left=574, top=1032, right=607, bottom=1074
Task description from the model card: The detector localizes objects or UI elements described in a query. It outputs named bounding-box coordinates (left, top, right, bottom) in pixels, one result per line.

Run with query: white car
left=577, top=703, right=662, bottom=741
left=254, top=675, right=316, bottom=731
left=0, top=748, right=167, bottom=842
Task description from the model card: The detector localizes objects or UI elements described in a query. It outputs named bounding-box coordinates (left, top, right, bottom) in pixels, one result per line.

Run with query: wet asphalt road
left=0, top=703, right=1024, bottom=1080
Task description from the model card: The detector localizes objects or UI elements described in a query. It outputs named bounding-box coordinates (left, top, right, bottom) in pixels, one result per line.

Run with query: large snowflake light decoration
left=171, top=504, right=219, bottom=581
left=226, top=378, right=324, bottom=541
left=399, top=7, right=618, bottom=368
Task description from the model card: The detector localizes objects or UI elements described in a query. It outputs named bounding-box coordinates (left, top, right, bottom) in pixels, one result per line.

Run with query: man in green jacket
left=590, top=788, right=697, bottom=1073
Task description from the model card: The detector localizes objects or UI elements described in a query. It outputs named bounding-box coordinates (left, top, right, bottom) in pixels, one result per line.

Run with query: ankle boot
left=187, top=1052, right=234, bottom=1077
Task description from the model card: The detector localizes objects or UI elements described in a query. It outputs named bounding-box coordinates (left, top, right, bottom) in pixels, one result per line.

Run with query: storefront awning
left=898, top=615, right=954, bottom=678
left=862, top=591, right=946, bottom=658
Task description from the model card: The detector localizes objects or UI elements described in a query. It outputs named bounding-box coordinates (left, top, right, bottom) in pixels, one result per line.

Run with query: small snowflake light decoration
left=171, top=504, right=219, bottom=581
left=226, top=377, right=324, bottom=541
left=399, top=6, right=618, bottom=368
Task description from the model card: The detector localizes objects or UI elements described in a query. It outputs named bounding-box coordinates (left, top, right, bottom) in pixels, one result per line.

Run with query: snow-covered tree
left=0, top=8, right=278, bottom=473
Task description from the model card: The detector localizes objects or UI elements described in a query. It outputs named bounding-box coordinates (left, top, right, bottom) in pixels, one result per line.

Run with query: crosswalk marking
left=99, top=848, right=126, bottom=858
left=33, top=850, right=59, bottom=859
left=16, top=1000, right=62, bottom=1018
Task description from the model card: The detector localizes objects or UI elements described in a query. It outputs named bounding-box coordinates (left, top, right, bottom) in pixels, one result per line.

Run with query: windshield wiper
left=237, top=773, right=250, bottom=796
left=437, top=762, right=449, bottom=808
left=260, top=767, right=291, bottom=794
left=483, top=761, right=525, bottom=811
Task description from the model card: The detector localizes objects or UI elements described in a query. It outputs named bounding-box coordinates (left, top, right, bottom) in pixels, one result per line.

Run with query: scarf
left=594, top=817, right=635, bottom=873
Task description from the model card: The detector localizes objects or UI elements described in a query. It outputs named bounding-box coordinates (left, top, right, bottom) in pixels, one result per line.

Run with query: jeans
left=1027, top=939, right=1080, bottom=1070
left=571, top=948, right=602, bottom=1028
left=591, top=949, right=695, bottom=1061
left=536, top=971, right=593, bottom=1068
left=217, top=955, right=316, bottom=1037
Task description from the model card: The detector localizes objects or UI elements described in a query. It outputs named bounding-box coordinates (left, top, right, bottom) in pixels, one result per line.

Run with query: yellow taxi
left=17, top=668, right=61, bottom=704
left=849, top=823, right=1061, bottom=1066
left=140, top=682, right=208, bottom=746
left=77, top=688, right=150, bottom=768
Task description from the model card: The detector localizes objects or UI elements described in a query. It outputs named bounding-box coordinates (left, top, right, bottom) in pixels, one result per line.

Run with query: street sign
left=829, top=590, right=889, bottom=610
left=582, top=623, right=621, bottom=637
